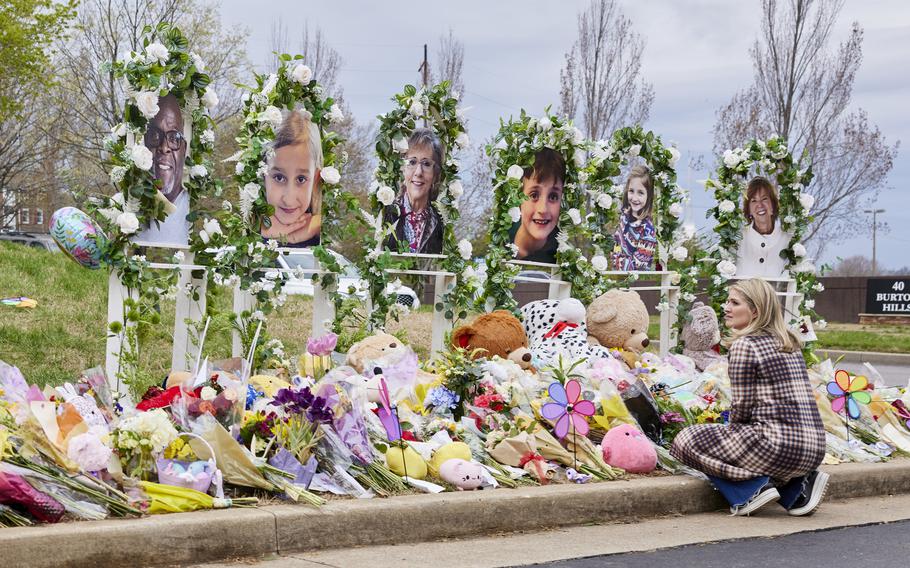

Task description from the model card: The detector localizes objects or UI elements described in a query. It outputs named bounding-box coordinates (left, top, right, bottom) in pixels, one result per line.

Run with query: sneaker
left=730, top=484, right=781, bottom=516
left=787, top=470, right=830, bottom=516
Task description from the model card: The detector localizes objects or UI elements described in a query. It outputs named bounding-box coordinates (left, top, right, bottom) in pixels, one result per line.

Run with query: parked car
left=0, top=231, right=58, bottom=252
left=275, top=251, right=420, bottom=308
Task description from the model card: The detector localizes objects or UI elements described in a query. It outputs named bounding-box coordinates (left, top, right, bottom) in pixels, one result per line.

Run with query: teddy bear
left=520, top=298, right=614, bottom=367
left=680, top=301, right=724, bottom=372
left=600, top=423, right=657, bottom=473
left=451, top=310, right=533, bottom=369
left=586, top=289, right=651, bottom=367
left=345, top=332, right=437, bottom=399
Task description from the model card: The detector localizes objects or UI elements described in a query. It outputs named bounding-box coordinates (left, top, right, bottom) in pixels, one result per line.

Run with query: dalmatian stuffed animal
left=520, top=298, right=613, bottom=367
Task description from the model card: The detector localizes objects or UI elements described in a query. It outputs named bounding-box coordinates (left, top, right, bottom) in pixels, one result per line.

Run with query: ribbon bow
left=518, top=451, right=548, bottom=485
left=543, top=321, right=578, bottom=340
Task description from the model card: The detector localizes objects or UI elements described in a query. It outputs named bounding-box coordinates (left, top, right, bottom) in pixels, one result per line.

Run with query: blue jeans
left=708, top=474, right=807, bottom=509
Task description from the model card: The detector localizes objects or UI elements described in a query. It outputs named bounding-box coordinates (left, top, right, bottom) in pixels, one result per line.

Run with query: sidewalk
left=3, top=459, right=909, bottom=568
left=818, top=349, right=910, bottom=366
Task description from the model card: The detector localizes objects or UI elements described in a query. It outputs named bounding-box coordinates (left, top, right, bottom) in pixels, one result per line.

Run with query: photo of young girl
left=261, top=109, right=323, bottom=247
left=611, top=165, right=657, bottom=271
left=508, top=148, right=566, bottom=264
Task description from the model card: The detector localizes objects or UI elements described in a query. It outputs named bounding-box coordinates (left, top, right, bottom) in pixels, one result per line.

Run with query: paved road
left=836, top=361, right=909, bottom=387
left=523, top=519, right=910, bottom=567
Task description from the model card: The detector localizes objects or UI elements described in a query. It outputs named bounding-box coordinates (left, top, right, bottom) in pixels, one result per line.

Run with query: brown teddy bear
left=345, top=332, right=437, bottom=387
left=681, top=302, right=723, bottom=371
left=451, top=310, right=533, bottom=369
left=586, top=289, right=651, bottom=366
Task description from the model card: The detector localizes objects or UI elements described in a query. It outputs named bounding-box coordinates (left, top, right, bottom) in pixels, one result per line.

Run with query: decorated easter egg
left=49, top=207, right=106, bottom=269
left=385, top=444, right=427, bottom=480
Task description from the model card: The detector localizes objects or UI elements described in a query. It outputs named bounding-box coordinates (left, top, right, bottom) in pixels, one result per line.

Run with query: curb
left=817, top=349, right=910, bottom=366
left=3, top=459, right=909, bottom=568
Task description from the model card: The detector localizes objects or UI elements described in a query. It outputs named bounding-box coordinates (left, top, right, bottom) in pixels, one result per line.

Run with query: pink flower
left=306, top=333, right=338, bottom=357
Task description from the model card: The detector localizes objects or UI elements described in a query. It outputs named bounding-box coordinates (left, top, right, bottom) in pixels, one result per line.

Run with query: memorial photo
left=508, top=148, right=565, bottom=264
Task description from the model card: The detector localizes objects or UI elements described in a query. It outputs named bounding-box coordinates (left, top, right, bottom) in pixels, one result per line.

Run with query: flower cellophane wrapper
left=189, top=416, right=273, bottom=491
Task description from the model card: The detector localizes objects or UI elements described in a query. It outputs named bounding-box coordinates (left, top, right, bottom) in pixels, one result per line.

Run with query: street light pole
left=864, top=208, right=886, bottom=275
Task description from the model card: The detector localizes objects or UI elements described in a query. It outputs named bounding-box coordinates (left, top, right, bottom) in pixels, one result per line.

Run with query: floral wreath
left=90, top=23, right=219, bottom=393
left=364, top=82, right=478, bottom=329
left=704, top=137, right=821, bottom=352
left=196, top=54, right=355, bottom=368
left=480, top=109, right=588, bottom=312
left=583, top=126, right=695, bottom=342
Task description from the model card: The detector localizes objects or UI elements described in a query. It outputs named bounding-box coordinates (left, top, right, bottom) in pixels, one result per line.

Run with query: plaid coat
left=670, top=334, right=826, bottom=482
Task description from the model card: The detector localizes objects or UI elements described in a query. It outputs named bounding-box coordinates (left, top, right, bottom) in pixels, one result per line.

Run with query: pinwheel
left=541, top=379, right=596, bottom=439
left=827, top=369, right=871, bottom=420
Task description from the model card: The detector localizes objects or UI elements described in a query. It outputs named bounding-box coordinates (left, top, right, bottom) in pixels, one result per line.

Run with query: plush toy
left=681, top=302, right=724, bottom=372
left=346, top=333, right=437, bottom=389
left=346, top=333, right=406, bottom=372
left=600, top=423, right=657, bottom=473
left=451, top=311, right=533, bottom=369
left=385, top=444, right=428, bottom=480
left=520, top=298, right=613, bottom=367
left=438, top=458, right=485, bottom=490
left=586, top=289, right=651, bottom=366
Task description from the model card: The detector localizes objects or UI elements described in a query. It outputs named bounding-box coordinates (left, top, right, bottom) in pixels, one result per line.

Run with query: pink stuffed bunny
left=600, top=423, right=657, bottom=473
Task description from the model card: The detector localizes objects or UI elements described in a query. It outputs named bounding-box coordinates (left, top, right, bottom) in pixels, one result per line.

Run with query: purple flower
left=306, top=333, right=338, bottom=357
left=660, top=411, right=685, bottom=424
left=425, top=386, right=460, bottom=410
left=271, top=386, right=316, bottom=414
left=305, top=395, right=334, bottom=424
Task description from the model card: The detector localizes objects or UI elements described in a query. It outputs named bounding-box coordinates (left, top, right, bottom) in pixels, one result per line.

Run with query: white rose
left=111, top=123, right=128, bottom=139
left=722, top=149, right=743, bottom=168
left=134, top=90, right=159, bottom=119
left=203, top=218, right=222, bottom=238
left=200, top=386, right=217, bottom=401
left=457, top=239, right=473, bottom=260
left=804, top=299, right=815, bottom=310
left=537, top=117, right=552, bottom=132
left=717, top=260, right=737, bottom=278
left=669, top=202, right=683, bottom=218
left=320, top=166, right=341, bottom=185
left=116, top=212, right=139, bottom=234
left=409, top=100, right=424, bottom=117
left=572, top=127, right=584, bottom=144
left=783, top=215, right=796, bottom=225
left=718, top=200, right=735, bottom=214
left=201, top=129, right=215, bottom=145
left=628, top=144, right=641, bottom=157
left=328, top=103, right=344, bottom=123
left=668, top=147, right=681, bottom=167
left=189, top=164, right=207, bottom=178
left=507, top=165, right=525, bottom=180
left=449, top=180, right=464, bottom=198
left=591, top=255, right=609, bottom=273
left=129, top=144, right=153, bottom=171
left=190, top=52, right=205, bottom=72
left=291, top=64, right=312, bottom=85
left=596, top=193, right=613, bottom=210
left=574, top=149, right=586, bottom=167
left=259, top=106, right=283, bottom=130
left=792, top=243, right=807, bottom=258
left=455, top=132, right=470, bottom=149
left=392, top=135, right=409, bottom=154
left=799, top=192, right=815, bottom=212
left=813, top=282, right=825, bottom=293
left=508, top=207, right=521, bottom=223
left=568, top=208, right=582, bottom=225
left=261, top=73, right=278, bottom=96
left=376, top=185, right=395, bottom=206
left=109, top=166, right=127, bottom=185
left=792, top=260, right=816, bottom=273
left=144, top=42, right=169, bottom=65
left=670, top=271, right=681, bottom=285
left=672, top=246, right=688, bottom=262
left=682, top=223, right=696, bottom=240
left=201, top=89, right=219, bottom=110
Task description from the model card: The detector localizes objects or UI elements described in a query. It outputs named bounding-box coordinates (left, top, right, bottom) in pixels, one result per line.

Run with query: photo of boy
left=611, top=165, right=657, bottom=271
left=508, top=148, right=566, bottom=264
left=261, top=109, right=323, bottom=247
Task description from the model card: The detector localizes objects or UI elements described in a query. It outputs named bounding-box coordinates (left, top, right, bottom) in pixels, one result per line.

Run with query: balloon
left=49, top=207, right=106, bottom=269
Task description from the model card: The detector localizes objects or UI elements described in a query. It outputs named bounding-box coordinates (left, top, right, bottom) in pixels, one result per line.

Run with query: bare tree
left=558, top=0, right=654, bottom=140
left=452, top=140, right=494, bottom=249
left=713, top=0, right=900, bottom=257
left=432, top=29, right=465, bottom=97
left=827, top=255, right=875, bottom=276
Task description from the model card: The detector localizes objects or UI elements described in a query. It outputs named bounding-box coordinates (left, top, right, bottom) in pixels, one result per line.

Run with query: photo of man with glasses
left=136, top=93, right=190, bottom=245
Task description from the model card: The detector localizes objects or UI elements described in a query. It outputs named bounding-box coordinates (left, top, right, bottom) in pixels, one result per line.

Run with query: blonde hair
left=271, top=109, right=324, bottom=215
left=725, top=278, right=801, bottom=352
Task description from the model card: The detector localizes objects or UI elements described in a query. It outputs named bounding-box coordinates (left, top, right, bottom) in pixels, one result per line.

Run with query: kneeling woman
left=670, top=278, right=828, bottom=516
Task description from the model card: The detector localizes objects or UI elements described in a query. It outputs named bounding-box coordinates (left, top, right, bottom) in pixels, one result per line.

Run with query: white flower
left=628, top=144, right=641, bottom=157
left=506, top=243, right=519, bottom=257
left=260, top=73, right=279, bottom=96
left=591, top=255, right=609, bottom=273
left=813, top=282, right=825, bottom=293
left=201, top=129, right=215, bottom=145
left=129, top=144, right=153, bottom=171
left=792, top=243, right=807, bottom=257
left=189, top=164, right=207, bottom=178
left=199, top=217, right=222, bottom=244
left=134, top=90, right=160, bottom=119
left=783, top=215, right=796, bottom=225
left=328, top=103, right=344, bottom=123
left=409, top=99, right=424, bottom=117
left=109, top=166, right=127, bottom=185
left=682, top=223, right=696, bottom=240
left=507, top=165, right=524, bottom=180
left=799, top=192, right=815, bottom=212
left=717, top=260, right=737, bottom=279
left=235, top=161, right=245, bottom=175
left=672, top=246, right=688, bottom=262
left=568, top=208, right=582, bottom=225
left=592, top=142, right=614, bottom=162
left=190, top=52, right=205, bottom=71
left=457, top=239, right=473, bottom=260
left=655, top=301, right=670, bottom=313
left=320, top=166, right=341, bottom=185
left=669, top=202, right=683, bottom=218
left=574, top=149, right=586, bottom=167
left=116, top=212, right=139, bottom=234
left=251, top=310, right=265, bottom=322
left=287, top=63, right=310, bottom=85
left=455, top=132, right=470, bottom=149
left=596, top=193, right=613, bottom=210
left=718, top=200, right=735, bottom=214
left=537, top=117, right=552, bottom=131
left=376, top=185, right=395, bottom=206
left=668, top=147, right=681, bottom=167
left=449, top=180, right=464, bottom=199
left=508, top=207, right=521, bottom=223
left=670, top=272, right=681, bottom=285
left=144, top=42, right=169, bottom=65
left=259, top=106, right=283, bottom=130
left=722, top=148, right=745, bottom=168
left=200, top=386, right=217, bottom=401
left=792, top=259, right=816, bottom=273
left=804, top=299, right=816, bottom=310
left=572, top=127, right=584, bottom=144
left=816, top=319, right=827, bottom=330
left=111, top=123, right=127, bottom=139
left=392, top=135, right=409, bottom=154
left=202, top=88, right=219, bottom=110
left=172, top=251, right=185, bottom=264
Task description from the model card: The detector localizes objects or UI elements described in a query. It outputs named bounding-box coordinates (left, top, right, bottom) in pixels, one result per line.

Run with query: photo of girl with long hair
left=611, top=165, right=657, bottom=271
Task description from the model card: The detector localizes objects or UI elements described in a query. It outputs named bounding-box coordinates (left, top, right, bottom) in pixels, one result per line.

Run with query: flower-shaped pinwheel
left=542, top=379, right=595, bottom=439
left=827, top=369, right=871, bottom=420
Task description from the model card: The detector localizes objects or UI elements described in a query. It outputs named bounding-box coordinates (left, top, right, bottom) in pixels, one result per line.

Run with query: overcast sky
left=219, top=0, right=909, bottom=270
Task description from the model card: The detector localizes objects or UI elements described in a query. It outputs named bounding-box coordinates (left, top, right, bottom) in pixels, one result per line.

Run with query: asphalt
left=3, top=459, right=910, bottom=568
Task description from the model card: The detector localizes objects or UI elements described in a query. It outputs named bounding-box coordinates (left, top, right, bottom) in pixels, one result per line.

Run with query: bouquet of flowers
left=109, top=409, right=178, bottom=479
